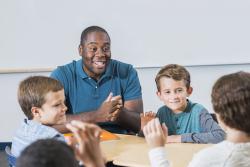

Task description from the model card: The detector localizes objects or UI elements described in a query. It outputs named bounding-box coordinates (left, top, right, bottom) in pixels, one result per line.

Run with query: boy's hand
left=97, top=93, right=123, bottom=122
left=66, top=120, right=105, bottom=167
left=143, top=118, right=168, bottom=148
left=140, top=111, right=156, bottom=130
left=166, top=135, right=181, bottom=143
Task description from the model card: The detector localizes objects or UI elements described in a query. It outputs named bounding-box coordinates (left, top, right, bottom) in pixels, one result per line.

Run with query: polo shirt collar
left=76, top=59, right=88, bottom=79
left=104, top=59, right=113, bottom=78
left=76, top=59, right=113, bottom=79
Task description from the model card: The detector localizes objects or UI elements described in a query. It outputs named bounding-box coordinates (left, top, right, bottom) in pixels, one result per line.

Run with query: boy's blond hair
left=18, top=76, right=64, bottom=119
left=155, top=64, right=191, bottom=91
left=212, top=71, right=250, bottom=135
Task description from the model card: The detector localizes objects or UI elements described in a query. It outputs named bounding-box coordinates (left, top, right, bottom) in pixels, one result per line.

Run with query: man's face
left=157, top=77, right=192, bottom=113
left=79, top=31, right=111, bottom=80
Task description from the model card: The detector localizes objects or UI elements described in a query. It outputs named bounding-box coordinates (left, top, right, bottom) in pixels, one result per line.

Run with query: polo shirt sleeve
left=50, top=67, right=69, bottom=92
left=181, top=109, right=225, bottom=143
left=122, top=67, right=142, bottom=101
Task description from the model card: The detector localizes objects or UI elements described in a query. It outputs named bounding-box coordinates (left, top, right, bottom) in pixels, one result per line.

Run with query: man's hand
left=140, top=111, right=156, bottom=130
left=143, top=118, right=168, bottom=148
left=66, top=120, right=105, bottom=167
left=97, top=93, right=123, bottom=122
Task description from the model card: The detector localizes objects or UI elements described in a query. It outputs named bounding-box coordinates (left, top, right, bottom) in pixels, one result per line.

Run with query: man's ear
left=31, top=106, right=41, bottom=119
left=187, top=86, right=193, bottom=96
left=78, top=44, right=83, bottom=56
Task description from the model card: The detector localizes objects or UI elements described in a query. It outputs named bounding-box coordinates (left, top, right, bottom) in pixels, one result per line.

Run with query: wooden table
left=100, top=134, right=212, bottom=167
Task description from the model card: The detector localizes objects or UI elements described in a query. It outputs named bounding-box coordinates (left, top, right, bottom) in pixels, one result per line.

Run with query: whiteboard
left=1, top=0, right=250, bottom=69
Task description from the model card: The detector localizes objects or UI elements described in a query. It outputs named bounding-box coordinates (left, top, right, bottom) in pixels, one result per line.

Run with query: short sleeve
left=122, top=67, right=142, bottom=101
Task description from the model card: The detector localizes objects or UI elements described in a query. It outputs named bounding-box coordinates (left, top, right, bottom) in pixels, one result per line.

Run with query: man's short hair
left=80, top=25, right=110, bottom=45
left=18, top=76, right=64, bottom=119
left=155, top=64, right=191, bottom=91
left=211, top=71, right=250, bottom=135
left=16, top=139, right=78, bottom=167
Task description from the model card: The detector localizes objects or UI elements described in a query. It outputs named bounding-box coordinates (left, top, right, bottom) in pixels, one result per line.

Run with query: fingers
left=142, top=111, right=156, bottom=117
left=106, top=109, right=121, bottom=122
left=143, top=118, right=162, bottom=135
left=111, top=101, right=122, bottom=112
left=111, top=95, right=122, bottom=102
left=140, top=111, right=156, bottom=130
left=105, top=92, right=113, bottom=102
left=162, top=123, right=168, bottom=137
left=66, top=121, right=102, bottom=143
left=66, top=121, right=105, bottom=166
left=66, top=123, right=85, bottom=144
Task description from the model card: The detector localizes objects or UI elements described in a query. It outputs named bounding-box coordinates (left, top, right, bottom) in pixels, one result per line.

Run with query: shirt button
left=175, top=118, right=178, bottom=122
left=88, top=77, right=91, bottom=80
left=95, top=86, right=97, bottom=88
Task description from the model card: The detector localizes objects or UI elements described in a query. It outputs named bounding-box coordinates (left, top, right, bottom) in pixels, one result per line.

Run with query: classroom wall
left=1, top=64, right=250, bottom=142
left=1, top=0, right=250, bottom=69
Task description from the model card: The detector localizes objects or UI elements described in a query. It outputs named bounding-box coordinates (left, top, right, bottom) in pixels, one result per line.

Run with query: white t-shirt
left=148, top=141, right=250, bottom=167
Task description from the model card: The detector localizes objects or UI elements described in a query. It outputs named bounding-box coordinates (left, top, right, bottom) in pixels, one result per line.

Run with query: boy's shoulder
left=188, top=101, right=208, bottom=113
left=15, top=119, right=62, bottom=140
left=156, top=105, right=172, bottom=115
left=12, top=119, right=64, bottom=157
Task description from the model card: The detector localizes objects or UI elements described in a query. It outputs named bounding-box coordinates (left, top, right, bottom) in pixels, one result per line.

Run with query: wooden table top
left=100, top=134, right=212, bottom=167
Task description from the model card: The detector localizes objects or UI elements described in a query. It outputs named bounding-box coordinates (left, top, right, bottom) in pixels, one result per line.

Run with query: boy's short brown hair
left=155, top=64, right=191, bottom=91
left=18, top=76, right=64, bottom=120
left=211, top=71, right=250, bottom=135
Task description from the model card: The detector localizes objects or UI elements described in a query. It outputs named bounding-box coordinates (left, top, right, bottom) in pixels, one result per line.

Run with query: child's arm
left=181, top=110, right=225, bottom=143
left=66, top=120, right=105, bottom=167
left=143, top=118, right=170, bottom=167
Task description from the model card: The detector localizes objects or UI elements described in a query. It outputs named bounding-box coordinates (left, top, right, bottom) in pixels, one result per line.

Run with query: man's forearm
left=116, top=108, right=141, bottom=132
left=116, top=99, right=143, bottom=133
left=53, top=110, right=103, bottom=133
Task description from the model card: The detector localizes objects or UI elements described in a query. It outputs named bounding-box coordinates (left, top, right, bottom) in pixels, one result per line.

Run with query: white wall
left=1, top=0, right=250, bottom=69
left=1, top=64, right=250, bottom=142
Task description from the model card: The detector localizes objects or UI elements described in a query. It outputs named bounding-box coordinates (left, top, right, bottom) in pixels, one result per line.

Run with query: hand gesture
left=140, top=111, right=156, bottom=130
left=143, top=118, right=168, bottom=148
left=66, top=120, right=105, bottom=167
left=97, top=92, right=123, bottom=122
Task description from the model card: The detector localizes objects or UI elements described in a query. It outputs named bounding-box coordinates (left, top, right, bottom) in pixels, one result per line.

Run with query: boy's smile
left=157, top=77, right=192, bottom=113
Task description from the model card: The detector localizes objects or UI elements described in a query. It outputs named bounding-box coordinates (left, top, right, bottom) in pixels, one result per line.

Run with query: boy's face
left=157, top=77, right=192, bottom=113
left=33, top=90, right=67, bottom=125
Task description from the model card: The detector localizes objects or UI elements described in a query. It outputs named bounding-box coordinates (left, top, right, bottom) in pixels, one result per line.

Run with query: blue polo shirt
left=50, top=59, right=142, bottom=133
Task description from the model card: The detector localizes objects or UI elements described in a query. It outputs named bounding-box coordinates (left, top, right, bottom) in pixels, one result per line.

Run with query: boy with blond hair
left=142, top=64, right=225, bottom=143
left=11, top=76, right=68, bottom=157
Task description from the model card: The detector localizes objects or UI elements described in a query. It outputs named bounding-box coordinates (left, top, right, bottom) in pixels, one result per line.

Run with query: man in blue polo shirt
left=50, top=26, right=143, bottom=134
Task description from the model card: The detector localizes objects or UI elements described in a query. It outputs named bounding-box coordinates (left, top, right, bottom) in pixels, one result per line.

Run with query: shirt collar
left=76, top=59, right=88, bottom=79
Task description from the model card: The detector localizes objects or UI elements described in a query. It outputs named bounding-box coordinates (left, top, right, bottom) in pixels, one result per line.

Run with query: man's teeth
left=94, top=62, right=105, bottom=65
